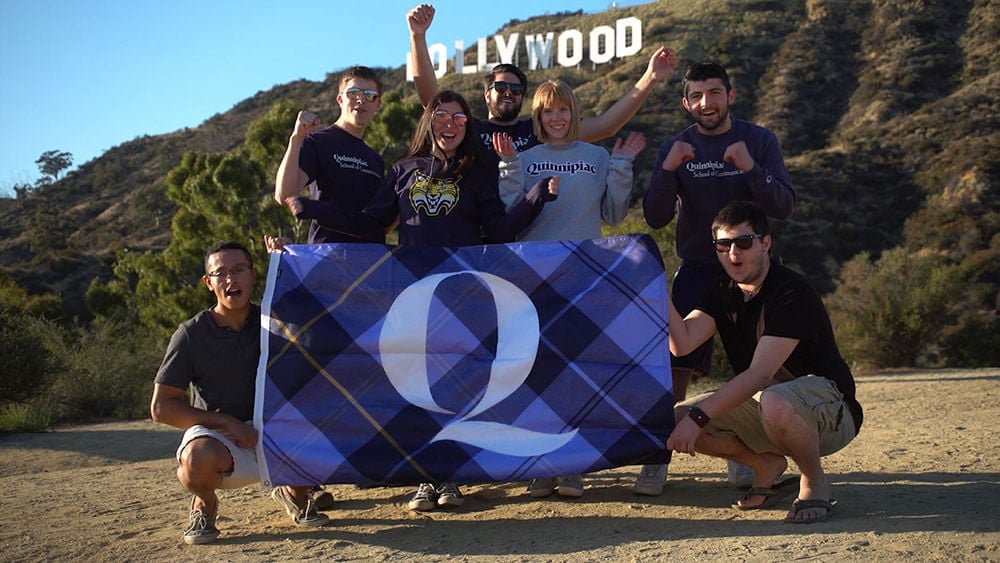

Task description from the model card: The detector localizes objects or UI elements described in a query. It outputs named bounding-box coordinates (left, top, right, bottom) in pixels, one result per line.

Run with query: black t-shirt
left=154, top=306, right=260, bottom=422
left=699, top=264, right=863, bottom=432
left=299, top=125, right=385, bottom=243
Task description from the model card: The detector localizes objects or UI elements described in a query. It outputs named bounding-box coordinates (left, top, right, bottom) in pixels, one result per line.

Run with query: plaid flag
left=254, top=234, right=673, bottom=487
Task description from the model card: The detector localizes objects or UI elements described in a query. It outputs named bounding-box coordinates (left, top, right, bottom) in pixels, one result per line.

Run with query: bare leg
left=177, top=437, right=233, bottom=513
left=759, top=390, right=832, bottom=521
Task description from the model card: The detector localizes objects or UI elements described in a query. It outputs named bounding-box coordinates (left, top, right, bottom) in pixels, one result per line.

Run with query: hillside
left=0, top=0, right=997, bottom=317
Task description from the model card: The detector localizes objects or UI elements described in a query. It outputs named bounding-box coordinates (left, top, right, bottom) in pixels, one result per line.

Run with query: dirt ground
left=1, top=368, right=998, bottom=562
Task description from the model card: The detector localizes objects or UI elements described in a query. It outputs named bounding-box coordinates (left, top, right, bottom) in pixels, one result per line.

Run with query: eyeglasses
left=205, top=264, right=252, bottom=279
left=432, top=109, right=469, bottom=126
left=489, top=81, right=525, bottom=95
left=713, top=234, right=764, bottom=252
left=344, top=87, right=380, bottom=103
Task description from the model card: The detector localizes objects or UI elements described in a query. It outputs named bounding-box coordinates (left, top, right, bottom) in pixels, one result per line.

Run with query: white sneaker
left=556, top=474, right=584, bottom=498
left=436, top=483, right=465, bottom=507
left=633, top=464, right=667, bottom=496
left=527, top=477, right=556, bottom=498
left=407, top=483, right=438, bottom=511
left=727, top=460, right=755, bottom=489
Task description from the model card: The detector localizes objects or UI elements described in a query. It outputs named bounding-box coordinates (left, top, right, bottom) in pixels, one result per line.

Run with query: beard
left=488, top=97, right=522, bottom=122
left=692, top=103, right=730, bottom=133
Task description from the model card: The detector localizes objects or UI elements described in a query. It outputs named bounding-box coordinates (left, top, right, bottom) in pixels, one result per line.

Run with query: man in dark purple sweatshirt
left=635, top=62, right=796, bottom=496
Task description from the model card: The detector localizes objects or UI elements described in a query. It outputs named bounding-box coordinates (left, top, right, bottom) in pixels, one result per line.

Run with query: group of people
left=149, top=2, right=864, bottom=546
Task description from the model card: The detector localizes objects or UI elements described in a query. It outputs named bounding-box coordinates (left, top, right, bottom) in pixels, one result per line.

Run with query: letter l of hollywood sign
left=406, top=17, right=642, bottom=81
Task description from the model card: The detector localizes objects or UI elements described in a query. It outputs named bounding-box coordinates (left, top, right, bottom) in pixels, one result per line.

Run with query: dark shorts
left=671, top=262, right=726, bottom=373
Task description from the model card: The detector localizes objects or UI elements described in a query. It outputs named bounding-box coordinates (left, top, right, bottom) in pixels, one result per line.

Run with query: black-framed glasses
left=344, top=87, right=380, bottom=102
left=205, top=264, right=252, bottom=279
left=713, top=234, right=764, bottom=252
left=489, top=81, right=525, bottom=95
left=432, top=109, right=469, bottom=126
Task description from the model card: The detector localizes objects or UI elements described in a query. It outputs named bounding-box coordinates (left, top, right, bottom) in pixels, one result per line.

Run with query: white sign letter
left=495, top=33, right=520, bottom=65
left=525, top=32, right=555, bottom=70
left=616, top=17, right=642, bottom=58
left=557, top=29, right=583, bottom=68
left=589, top=26, right=615, bottom=64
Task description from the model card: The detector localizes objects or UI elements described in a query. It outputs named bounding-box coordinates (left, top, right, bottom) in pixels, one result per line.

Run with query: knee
left=178, top=438, right=230, bottom=484
left=759, top=390, right=798, bottom=428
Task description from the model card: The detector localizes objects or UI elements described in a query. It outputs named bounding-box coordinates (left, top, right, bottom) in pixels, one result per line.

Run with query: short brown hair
left=531, top=79, right=579, bottom=144
left=339, top=65, right=383, bottom=95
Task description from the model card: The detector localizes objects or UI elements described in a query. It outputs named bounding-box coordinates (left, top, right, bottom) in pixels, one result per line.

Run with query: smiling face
left=202, top=249, right=256, bottom=315
left=337, top=77, right=382, bottom=131
left=431, top=100, right=467, bottom=158
left=682, top=77, right=736, bottom=135
left=484, top=71, right=525, bottom=123
left=713, top=222, right=771, bottom=288
left=540, top=102, right=573, bottom=145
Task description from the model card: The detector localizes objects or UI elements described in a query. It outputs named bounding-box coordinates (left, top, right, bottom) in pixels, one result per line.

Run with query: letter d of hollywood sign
left=406, top=17, right=643, bottom=81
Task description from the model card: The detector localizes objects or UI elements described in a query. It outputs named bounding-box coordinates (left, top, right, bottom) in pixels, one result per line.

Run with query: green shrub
left=0, top=313, right=59, bottom=404
left=826, top=248, right=965, bottom=368
left=0, top=401, right=53, bottom=433
left=45, top=317, right=162, bottom=421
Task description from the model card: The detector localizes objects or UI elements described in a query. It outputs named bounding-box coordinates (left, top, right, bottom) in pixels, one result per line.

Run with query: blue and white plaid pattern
left=254, top=234, right=673, bottom=487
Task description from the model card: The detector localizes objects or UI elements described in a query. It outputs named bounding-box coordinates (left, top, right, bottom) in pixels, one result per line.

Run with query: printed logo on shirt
left=686, top=160, right=744, bottom=179
left=526, top=160, right=598, bottom=176
left=410, top=170, right=461, bottom=216
left=333, top=153, right=382, bottom=179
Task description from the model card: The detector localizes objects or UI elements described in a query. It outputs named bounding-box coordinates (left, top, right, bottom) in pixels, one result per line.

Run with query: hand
left=284, top=196, right=304, bottom=216
left=645, top=45, right=678, bottom=82
left=264, top=235, right=291, bottom=253
left=612, top=131, right=646, bottom=158
left=220, top=419, right=258, bottom=449
left=292, top=111, right=321, bottom=140
left=407, top=3, right=435, bottom=35
left=492, top=132, right=515, bottom=159
left=665, top=415, right=702, bottom=455
left=723, top=141, right=755, bottom=172
left=662, top=141, right=695, bottom=171
left=546, top=175, right=560, bottom=197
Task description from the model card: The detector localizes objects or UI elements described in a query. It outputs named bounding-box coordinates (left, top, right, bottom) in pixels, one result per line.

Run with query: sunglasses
left=713, top=234, right=764, bottom=252
left=344, top=87, right=380, bottom=103
left=432, top=109, right=469, bottom=126
left=489, top=81, right=525, bottom=95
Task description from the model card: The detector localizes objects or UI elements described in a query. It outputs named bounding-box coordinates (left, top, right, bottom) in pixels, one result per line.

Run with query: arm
left=642, top=140, right=692, bottom=228
left=481, top=174, right=559, bottom=242
left=724, top=132, right=795, bottom=219
left=579, top=46, right=677, bottom=142
left=601, top=132, right=646, bottom=226
left=494, top=132, right=525, bottom=211
left=150, top=383, right=258, bottom=448
left=407, top=4, right=440, bottom=107
left=274, top=111, right=321, bottom=204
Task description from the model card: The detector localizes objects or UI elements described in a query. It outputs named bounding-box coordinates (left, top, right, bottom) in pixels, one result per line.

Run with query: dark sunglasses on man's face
left=713, top=234, right=764, bottom=252
left=490, top=81, right=525, bottom=95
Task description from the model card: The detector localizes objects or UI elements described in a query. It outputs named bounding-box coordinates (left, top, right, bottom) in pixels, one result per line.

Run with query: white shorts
left=176, top=425, right=260, bottom=489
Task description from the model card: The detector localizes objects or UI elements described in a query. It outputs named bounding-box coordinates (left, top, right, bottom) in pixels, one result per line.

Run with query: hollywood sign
left=406, top=17, right=643, bottom=80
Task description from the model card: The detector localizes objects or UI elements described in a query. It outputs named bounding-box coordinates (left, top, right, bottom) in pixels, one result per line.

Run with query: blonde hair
left=531, top=79, right=580, bottom=144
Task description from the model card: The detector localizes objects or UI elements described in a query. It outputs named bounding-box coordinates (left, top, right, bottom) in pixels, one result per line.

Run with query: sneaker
left=436, top=483, right=465, bottom=507
left=311, top=485, right=335, bottom=511
left=183, top=498, right=219, bottom=545
left=727, top=460, right=755, bottom=489
left=527, top=477, right=556, bottom=498
left=271, top=486, right=330, bottom=527
left=407, top=483, right=438, bottom=511
left=556, top=474, right=584, bottom=498
left=633, top=464, right=668, bottom=496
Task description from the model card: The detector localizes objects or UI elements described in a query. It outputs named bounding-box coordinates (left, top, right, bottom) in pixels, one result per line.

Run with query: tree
left=35, top=150, right=73, bottom=182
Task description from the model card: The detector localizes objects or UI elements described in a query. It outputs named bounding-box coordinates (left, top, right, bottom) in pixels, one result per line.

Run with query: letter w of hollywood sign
left=406, top=17, right=642, bottom=81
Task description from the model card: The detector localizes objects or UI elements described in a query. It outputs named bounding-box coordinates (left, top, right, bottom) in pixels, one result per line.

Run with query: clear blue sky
left=0, top=0, right=649, bottom=195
